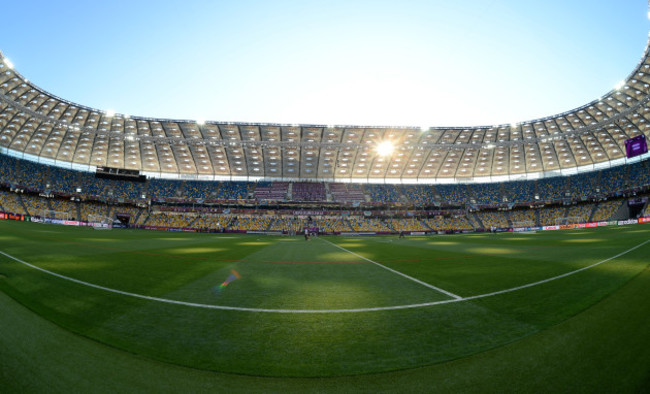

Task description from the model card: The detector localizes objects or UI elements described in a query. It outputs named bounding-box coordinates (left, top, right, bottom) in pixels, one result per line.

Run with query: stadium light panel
left=4, top=58, right=13, bottom=69
left=105, top=109, right=115, bottom=118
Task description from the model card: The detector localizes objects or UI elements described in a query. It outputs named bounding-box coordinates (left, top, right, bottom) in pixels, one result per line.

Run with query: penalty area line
left=319, top=237, right=462, bottom=300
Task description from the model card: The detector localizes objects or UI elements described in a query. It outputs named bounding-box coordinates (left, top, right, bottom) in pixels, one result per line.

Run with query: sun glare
left=376, top=141, right=395, bottom=156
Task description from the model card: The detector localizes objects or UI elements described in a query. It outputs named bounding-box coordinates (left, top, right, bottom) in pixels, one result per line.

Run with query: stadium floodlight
left=376, top=140, right=395, bottom=156
left=615, top=81, right=625, bottom=90
left=105, top=109, right=115, bottom=117
left=4, top=58, right=13, bottom=69
left=196, top=119, right=205, bottom=126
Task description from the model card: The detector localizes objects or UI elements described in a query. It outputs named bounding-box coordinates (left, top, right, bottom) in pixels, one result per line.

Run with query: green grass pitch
left=1, top=220, right=650, bottom=392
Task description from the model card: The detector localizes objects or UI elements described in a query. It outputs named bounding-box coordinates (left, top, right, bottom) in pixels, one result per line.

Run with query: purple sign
left=625, top=135, right=648, bottom=158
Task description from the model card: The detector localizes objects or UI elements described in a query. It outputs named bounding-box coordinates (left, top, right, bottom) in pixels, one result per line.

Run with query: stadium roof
left=0, top=12, right=649, bottom=184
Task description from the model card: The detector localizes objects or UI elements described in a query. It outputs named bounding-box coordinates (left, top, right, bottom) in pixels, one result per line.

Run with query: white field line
left=319, top=237, right=462, bottom=300
left=0, top=238, right=647, bottom=314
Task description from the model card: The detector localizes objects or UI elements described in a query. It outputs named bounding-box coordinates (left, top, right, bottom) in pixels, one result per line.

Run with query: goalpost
left=40, top=209, right=70, bottom=221
left=554, top=216, right=584, bottom=226
left=512, top=220, right=536, bottom=233
left=88, top=214, right=113, bottom=230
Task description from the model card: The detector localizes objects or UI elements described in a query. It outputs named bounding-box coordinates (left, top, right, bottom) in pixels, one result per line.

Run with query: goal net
left=512, top=220, right=536, bottom=233
left=512, top=220, right=535, bottom=229
left=88, top=214, right=113, bottom=230
left=554, top=216, right=584, bottom=226
left=40, top=209, right=70, bottom=221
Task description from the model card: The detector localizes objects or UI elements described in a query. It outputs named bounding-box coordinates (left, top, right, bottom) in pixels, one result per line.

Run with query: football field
left=1, top=220, right=650, bottom=392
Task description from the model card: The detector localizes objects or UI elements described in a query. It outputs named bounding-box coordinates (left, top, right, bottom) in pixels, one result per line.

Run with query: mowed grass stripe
left=4, top=262, right=650, bottom=392
left=1, top=220, right=650, bottom=378
left=328, top=228, right=650, bottom=296
left=319, top=236, right=462, bottom=299
left=1, top=231, right=647, bottom=313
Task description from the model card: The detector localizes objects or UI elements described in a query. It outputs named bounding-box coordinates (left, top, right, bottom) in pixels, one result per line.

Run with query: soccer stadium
left=1, top=2, right=650, bottom=393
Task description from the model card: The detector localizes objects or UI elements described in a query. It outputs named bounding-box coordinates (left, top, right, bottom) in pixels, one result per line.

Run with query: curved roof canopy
left=0, top=20, right=649, bottom=184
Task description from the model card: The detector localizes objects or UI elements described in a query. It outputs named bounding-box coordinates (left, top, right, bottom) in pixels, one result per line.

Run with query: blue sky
left=1, top=0, right=648, bottom=127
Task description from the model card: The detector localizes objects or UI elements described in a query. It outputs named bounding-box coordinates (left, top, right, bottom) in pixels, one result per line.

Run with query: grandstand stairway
left=45, top=198, right=54, bottom=212
left=587, top=204, right=599, bottom=223
left=612, top=201, right=630, bottom=221
left=562, top=206, right=570, bottom=223
left=75, top=202, right=81, bottom=222
left=16, top=194, right=29, bottom=216
left=140, top=212, right=152, bottom=226
left=469, top=212, right=484, bottom=229
left=324, top=183, right=332, bottom=202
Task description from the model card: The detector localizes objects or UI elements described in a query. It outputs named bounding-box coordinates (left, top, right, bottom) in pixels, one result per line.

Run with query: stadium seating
left=1, top=150, right=649, bottom=234
left=423, top=215, right=473, bottom=231
left=538, top=207, right=568, bottom=226
left=434, top=184, right=469, bottom=205
left=592, top=200, right=624, bottom=222
left=230, top=216, right=273, bottom=231
left=255, top=182, right=289, bottom=201
left=0, top=190, right=26, bottom=214
left=509, top=209, right=537, bottom=226
left=475, top=211, right=510, bottom=229
left=401, top=185, right=437, bottom=206
left=291, top=182, right=326, bottom=202
left=329, top=183, right=366, bottom=204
